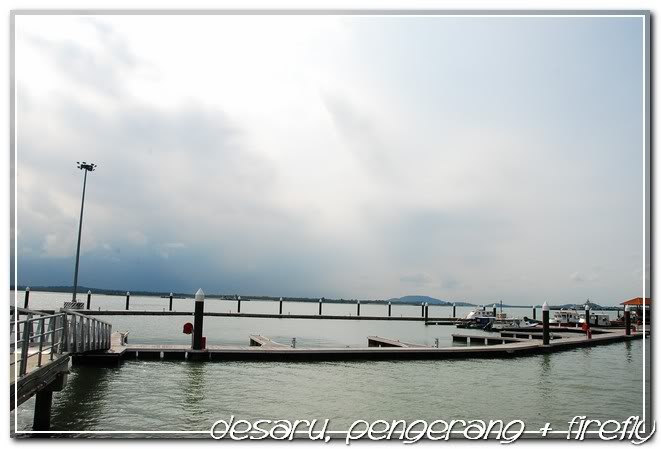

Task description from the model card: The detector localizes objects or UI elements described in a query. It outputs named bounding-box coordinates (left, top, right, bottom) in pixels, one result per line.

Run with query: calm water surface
left=11, top=291, right=651, bottom=436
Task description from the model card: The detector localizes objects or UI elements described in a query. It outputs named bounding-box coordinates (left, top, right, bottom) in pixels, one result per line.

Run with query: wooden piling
left=86, top=290, right=92, bottom=309
left=452, top=303, right=456, bottom=318
left=279, top=297, right=283, bottom=315
left=542, top=302, right=550, bottom=346
left=624, top=306, right=631, bottom=336
left=24, top=287, right=30, bottom=309
left=532, top=307, right=536, bottom=320
left=357, top=301, right=361, bottom=316
left=169, top=292, right=173, bottom=311
left=388, top=302, right=392, bottom=317
left=319, top=299, right=322, bottom=316
left=33, top=390, right=53, bottom=431
left=193, top=289, right=205, bottom=350
left=125, top=292, right=130, bottom=310
left=237, top=296, right=241, bottom=314
left=424, top=303, right=429, bottom=321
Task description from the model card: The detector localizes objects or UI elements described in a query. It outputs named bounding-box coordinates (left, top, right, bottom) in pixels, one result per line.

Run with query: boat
left=464, top=305, right=497, bottom=320
left=550, top=308, right=582, bottom=326
left=579, top=312, right=611, bottom=327
left=489, top=317, right=537, bottom=331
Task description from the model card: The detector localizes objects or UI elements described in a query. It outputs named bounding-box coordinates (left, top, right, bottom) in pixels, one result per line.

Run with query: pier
left=67, top=326, right=644, bottom=365
left=10, top=307, right=112, bottom=431
left=11, top=295, right=648, bottom=431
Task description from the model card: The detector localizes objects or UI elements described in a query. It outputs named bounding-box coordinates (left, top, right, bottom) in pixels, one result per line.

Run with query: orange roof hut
left=620, top=297, right=651, bottom=306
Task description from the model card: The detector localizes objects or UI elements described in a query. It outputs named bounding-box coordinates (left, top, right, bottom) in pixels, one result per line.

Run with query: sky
left=11, top=14, right=647, bottom=305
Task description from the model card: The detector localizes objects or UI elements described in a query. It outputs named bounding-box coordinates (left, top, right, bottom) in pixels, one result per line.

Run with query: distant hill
left=388, top=295, right=474, bottom=307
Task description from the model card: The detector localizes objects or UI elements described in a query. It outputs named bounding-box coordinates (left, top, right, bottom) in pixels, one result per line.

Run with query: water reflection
left=624, top=340, right=633, bottom=363
left=538, top=354, right=552, bottom=404
left=50, top=365, right=116, bottom=431
left=182, top=362, right=207, bottom=415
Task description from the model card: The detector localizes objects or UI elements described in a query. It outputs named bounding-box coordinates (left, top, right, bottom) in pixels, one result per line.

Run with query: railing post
left=19, top=314, right=32, bottom=376
left=71, top=314, right=77, bottom=353
left=37, top=319, right=45, bottom=367
left=48, top=316, right=56, bottom=360
left=59, top=313, right=69, bottom=354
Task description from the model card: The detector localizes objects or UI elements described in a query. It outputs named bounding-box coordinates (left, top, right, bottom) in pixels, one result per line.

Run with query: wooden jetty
left=10, top=307, right=112, bottom=430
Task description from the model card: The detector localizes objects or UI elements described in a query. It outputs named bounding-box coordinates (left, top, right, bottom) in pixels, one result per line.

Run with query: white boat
left=579, top=312, right=611, bottom=327
left=550, top=308, right=581, bottom=325
left=465, top=305, right=497, bottom=320
left=491, top=318, right=537, bottom=331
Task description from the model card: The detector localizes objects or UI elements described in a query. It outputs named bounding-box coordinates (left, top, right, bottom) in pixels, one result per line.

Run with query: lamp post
left=72, top=162, right=96, bottom=303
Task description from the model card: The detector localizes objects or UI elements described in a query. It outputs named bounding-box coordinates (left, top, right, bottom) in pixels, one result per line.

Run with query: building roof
left=620, top=297, right=651, bottom=306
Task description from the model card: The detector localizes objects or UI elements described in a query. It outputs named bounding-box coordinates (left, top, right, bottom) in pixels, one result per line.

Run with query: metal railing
left=10, top=306, right=112, bottom=379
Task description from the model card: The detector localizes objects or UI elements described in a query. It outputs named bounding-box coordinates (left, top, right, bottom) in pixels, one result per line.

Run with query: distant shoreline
left=9, top=285, right=624, bottom=310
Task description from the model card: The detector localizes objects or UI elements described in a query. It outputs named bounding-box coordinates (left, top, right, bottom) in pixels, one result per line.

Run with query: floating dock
left=72, top=328, right=645, bottom=365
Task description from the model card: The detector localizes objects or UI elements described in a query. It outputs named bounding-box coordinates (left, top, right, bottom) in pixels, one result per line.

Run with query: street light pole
left=72, top=162, right=96, bottom=302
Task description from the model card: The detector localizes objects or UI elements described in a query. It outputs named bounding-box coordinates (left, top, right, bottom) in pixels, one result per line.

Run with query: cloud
left=399, top=272, right=431, bottom=285
left=13, top=16, right=646, bottom=304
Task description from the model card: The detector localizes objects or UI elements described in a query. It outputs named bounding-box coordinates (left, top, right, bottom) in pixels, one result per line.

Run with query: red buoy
left=183, top=322, right=194, bottom=334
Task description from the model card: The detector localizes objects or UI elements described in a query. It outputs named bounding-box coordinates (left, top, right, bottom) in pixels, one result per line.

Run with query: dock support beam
left=169, top=292, right=173, bottom=311
left=624, top=306, right=631, bottom=336
left=125, top=291, right=130, bottom=310
left=33, top=390, right=53, bottom=431
left=24, top=287, right=30, bottom=309
left=542, top=302, right=550, bottom=346
left=193, top=289, right=205, bottom=350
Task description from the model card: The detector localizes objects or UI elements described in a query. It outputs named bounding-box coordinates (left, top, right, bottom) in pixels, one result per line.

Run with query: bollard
left=532, top=306, right=536, bottom=320
left=319, top=299, right=322, bottom=316
left=424, top=303, right=429, bottom=321
left=584, top=305, right=591, bottom=334
left=192, top=288, right=205, bottom=350
left=125, top=292, right=130, bottom=310
left=542, top=302, right=550, bottom=346
left=452, top=303, right=456, bottom=318
left=169, top=292, right=173, bottom=311
left=86, top=290, right=92, bottom=309
left=357, top=300, right=361, bottom=316
left=279, top=297, right=283, bottom=315
left=624, top=305, right=631, bottom=336
left=24, top=287, right=30, bottom=309
left=388, top=301, right=392, bottom=317
left=237, top=296, right=241, bottom=314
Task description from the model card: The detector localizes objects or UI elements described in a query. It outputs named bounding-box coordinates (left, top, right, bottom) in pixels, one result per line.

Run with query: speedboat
left=490, top=318, right=537, bottom=331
